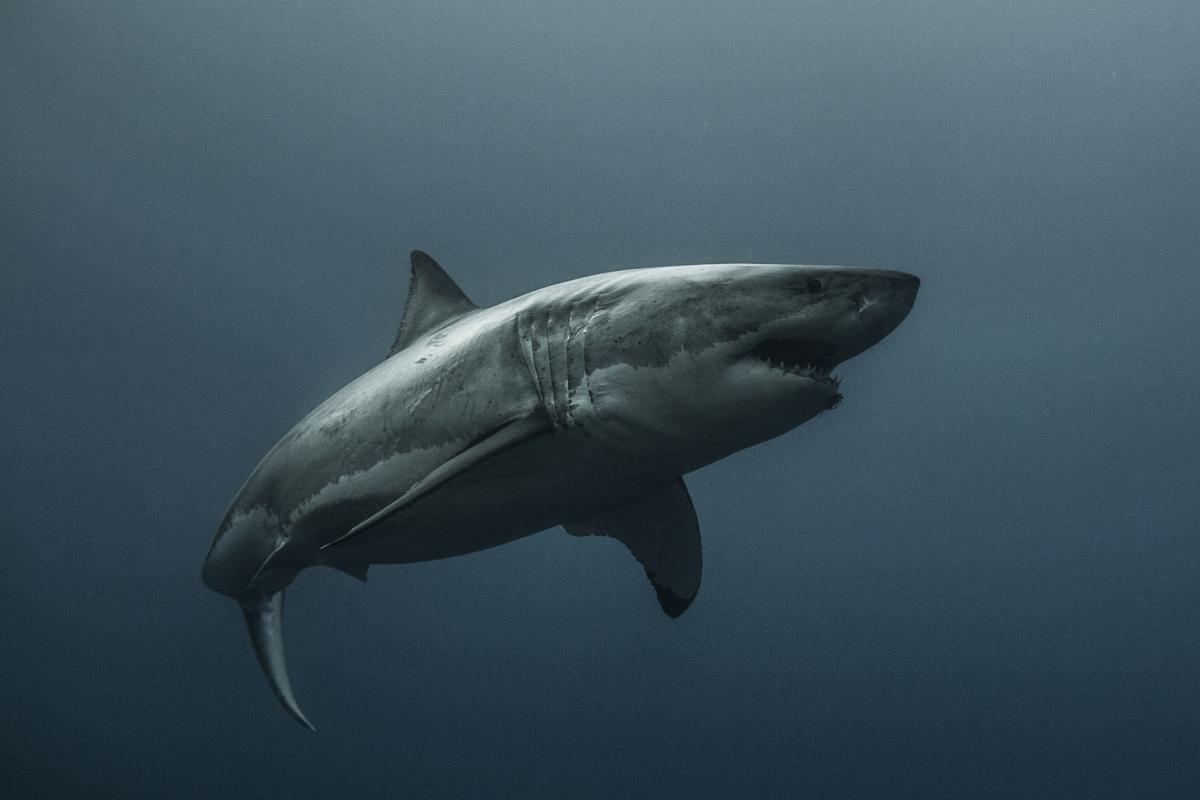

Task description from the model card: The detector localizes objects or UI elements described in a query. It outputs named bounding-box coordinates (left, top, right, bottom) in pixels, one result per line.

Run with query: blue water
left=3, top=2, right=1198, bottom=797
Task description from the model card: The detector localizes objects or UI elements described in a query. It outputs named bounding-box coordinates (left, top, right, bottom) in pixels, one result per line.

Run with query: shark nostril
left=852, top=293, right=867, bottom=312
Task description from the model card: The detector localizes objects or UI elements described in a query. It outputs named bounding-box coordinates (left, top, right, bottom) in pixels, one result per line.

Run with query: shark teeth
left=759, top=358, right=841, bottom=387
left=749, top=337, right=844, bottom=386
left=758, top=357, right=837, bottom=379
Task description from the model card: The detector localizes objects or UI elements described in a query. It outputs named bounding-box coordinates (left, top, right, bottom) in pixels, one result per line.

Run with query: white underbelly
left=345, top=427, right=667, bottom=564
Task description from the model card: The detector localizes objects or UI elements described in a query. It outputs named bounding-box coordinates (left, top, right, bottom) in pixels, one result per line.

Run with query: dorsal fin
left=387, top=251, right=479, bottom=357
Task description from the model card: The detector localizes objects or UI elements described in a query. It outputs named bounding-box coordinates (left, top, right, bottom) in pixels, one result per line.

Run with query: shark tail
left=242, top=590, right=316, bottom=732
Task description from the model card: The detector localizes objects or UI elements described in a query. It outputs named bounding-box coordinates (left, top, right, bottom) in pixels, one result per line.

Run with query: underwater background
left=2, top=2, right=1198, bottom=797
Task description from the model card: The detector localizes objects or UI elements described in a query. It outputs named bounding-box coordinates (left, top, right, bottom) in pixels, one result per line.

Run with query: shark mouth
left=749, top=337, right=845, bottom=407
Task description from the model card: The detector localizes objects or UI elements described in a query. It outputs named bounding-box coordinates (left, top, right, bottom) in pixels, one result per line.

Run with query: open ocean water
left=2, top=2, right=1198, bottom=798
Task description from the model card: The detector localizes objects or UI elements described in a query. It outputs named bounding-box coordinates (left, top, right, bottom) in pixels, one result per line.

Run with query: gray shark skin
left=202, top=251, right=919, bottom=730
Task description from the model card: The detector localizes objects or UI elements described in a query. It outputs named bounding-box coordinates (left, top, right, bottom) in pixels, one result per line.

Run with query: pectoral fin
left=322, top=412, right=553, bottom=550
left=563, top=478, right=702, bottom=618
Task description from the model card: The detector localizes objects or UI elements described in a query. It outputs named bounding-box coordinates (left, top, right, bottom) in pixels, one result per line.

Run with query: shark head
left=580, top=264, right=919, bottom=465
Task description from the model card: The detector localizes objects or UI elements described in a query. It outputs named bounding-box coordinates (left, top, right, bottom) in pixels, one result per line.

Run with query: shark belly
left=333, top=426, right=661, bottom=564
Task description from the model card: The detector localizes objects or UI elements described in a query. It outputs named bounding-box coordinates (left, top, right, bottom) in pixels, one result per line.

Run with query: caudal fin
left=242, top=591, right=316, bottom=732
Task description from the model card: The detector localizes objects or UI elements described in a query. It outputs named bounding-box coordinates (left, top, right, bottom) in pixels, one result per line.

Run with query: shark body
left=202, top=252, right=919, bottom=729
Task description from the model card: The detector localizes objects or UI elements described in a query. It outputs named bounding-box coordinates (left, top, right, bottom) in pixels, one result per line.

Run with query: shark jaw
left=747, top=336, right=846, bottom=409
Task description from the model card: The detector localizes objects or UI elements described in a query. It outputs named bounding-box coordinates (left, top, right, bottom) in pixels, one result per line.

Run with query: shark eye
left=804, top=278, right=824, bottom=294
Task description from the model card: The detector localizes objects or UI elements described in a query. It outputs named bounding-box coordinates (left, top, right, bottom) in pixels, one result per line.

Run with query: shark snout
left=838, top=271, right=919, bottom=358
left=894, top=271, right=920, bottom=305
left=857, top=271, right=918, bottom=317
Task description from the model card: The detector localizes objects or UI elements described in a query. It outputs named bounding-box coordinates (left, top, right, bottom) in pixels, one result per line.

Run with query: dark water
left=3, top=2, right=1198, bottom=797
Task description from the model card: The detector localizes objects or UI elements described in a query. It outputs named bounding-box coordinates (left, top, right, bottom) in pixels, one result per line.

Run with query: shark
left=202, top=251, right=919, bottom=730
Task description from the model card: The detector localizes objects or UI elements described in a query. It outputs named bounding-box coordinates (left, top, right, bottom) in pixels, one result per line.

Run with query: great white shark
left=202, top=252, right=919, bottom=730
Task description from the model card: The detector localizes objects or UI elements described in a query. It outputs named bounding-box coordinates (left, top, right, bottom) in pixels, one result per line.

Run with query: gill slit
left=562, top=303, right=578, bottom=427
left=542, top=308, right=560, bottom=427
left=515, top=313, right=545, bottom=414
